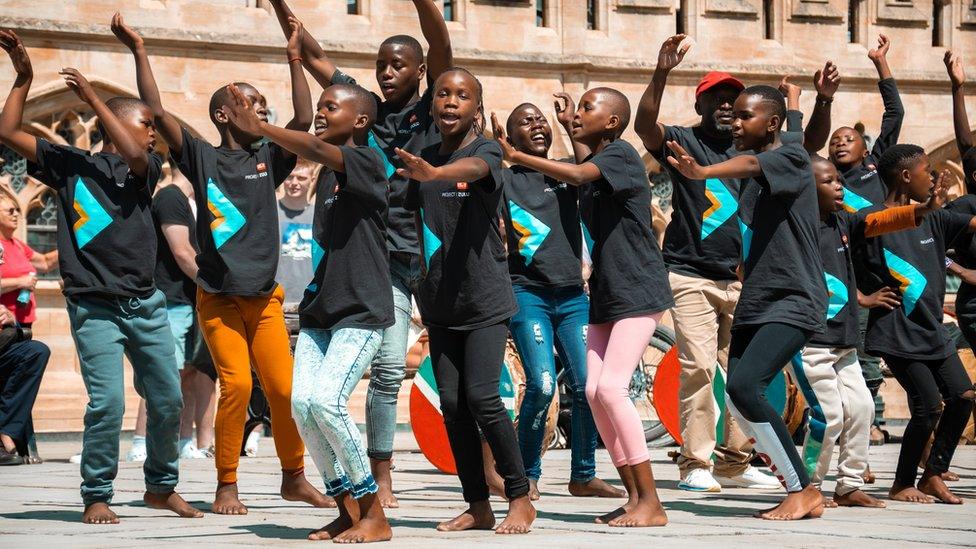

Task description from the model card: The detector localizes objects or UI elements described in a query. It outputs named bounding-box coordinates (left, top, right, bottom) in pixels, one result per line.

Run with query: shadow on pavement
left=0, top=510, right=84, bottom=522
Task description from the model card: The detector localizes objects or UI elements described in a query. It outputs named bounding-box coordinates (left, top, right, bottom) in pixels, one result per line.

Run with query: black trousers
left=0, top=339, right=50, bottom=449
left=879, top=353, right=975, bottom=486
left=726, top=323, right=812, bottom=491
left=428, top=322, right=530, bottom=502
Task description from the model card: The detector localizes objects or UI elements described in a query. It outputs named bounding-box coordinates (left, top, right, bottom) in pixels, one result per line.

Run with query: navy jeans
left=509, top=285, right=595, bottom=482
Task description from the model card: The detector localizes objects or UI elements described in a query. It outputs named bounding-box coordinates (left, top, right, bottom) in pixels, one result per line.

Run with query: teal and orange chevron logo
left=367, top=131, right=396, bottom=178
left=206, top=178, right=245, bottom=250
left=72, top=177, right=112, bottom=249
left=420, top=208, right=441, bottom=269
left=701, top=178, right=737, bottom=240
left=508, top=200, right=551, bottom=266
left=883, top=248, right=926, bottom=315
left=824, top=272, right=848, bottom=320
left=841, top=187, right=873, bottom=213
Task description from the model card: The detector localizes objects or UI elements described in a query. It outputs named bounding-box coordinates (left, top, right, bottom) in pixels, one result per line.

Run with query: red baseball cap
left=695, top=71, right=744, bottom=99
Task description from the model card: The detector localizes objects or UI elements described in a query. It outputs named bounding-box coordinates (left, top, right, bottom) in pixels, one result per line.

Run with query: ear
left=417, top=62, right=428, bottom=82
left=694, top=100, right=703, bottom=117
left=606, top=114, right=620, bottom=132
left=354, top=113, right=369, bottom=130
left=899, top=168, right=912, bottom=185
left=767, top=114, right=781, bottom=134
left=213, top=107, right=229, bottom=125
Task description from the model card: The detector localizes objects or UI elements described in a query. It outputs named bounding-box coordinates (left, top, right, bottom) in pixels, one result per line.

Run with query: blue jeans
left=509, top=285, right=595, bottom=482
left=365, top=253, right=417, bottom=460
left=292, top=327, right=383, bottom=498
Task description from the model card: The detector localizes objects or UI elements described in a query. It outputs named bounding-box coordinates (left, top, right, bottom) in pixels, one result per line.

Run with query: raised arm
left=413, top=0, right=453, bottom=82
left=868, top=34, right=903, bottom=155
left=269, top=1, right=338, bottom=88
left=225, top=84, right=343, bottom=171
left=491, top=113, right=601, bottom=186
left=945, top=50, right=972, bottom=158
left=283, top=19, right=313, bottom=132
left=60, top=68, right=152, bottom=177
left=553, top=93, right=590, bottom=162
left=395, top=147, right=494, bottom=183
left=666, top=140, right=761, bottom=180
left=803, top=60, right=839, bottom=153
left=635, top=34, right=689, bottom=155
left=161, top=224, right=199, bottom=280
left=868, top=34, right=893, bottom=81
left=0, top=30, right=37, bottom=162
left=111, top=13, right=184, bottom=157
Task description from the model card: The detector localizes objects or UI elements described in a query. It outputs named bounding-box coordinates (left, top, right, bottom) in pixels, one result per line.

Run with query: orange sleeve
left=863, top=205, right=919, bottom=238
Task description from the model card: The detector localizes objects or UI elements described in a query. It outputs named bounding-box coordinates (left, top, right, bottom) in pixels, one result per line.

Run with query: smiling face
left=313, top=87, right=366, bottom=144
left=507, top=104, right=552, bottom=157
left=828, top=127, right=869, bottom=170
left=431, top=70, right=481, bottom=138
left=813, top=157, right=845, bottom=214
left=282, top=165, right=314, bottom=202
left=696, top=84, right=740, bottom=135
left=375, top=43, right=425, bottom=105
left=730, top=93, right=779, bottom=152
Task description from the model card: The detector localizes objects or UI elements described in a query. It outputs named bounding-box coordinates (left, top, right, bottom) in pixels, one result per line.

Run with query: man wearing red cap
left=635, top=34, right=779, bottom=493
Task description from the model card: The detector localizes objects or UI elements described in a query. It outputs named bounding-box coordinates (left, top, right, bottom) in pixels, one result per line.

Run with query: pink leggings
left=585, top=313, right=663, bottom=467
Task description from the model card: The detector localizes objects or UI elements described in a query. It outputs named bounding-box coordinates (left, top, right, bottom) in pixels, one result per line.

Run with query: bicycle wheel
left=632, top=325, right=677, bottom=447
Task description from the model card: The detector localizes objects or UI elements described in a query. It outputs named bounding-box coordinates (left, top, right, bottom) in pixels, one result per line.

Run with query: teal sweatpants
left=67, top=289, right=182, bottom=505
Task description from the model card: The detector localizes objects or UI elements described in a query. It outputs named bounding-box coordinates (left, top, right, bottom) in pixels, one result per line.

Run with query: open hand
left=859, top=287, right=900, bottom=310
left=657, top=34, right=690, bottom=73
left=922, top=169, right=950, bottom=212
left=395, top=148, right=440, bottom=182
left=110, top=12, right=144, bottom=51
left=553, top=92, right=575, bottom=128
left=666, top=140, right=706, bottom=179
left=490, top=112, right=517, bottom=162
left=868, top=34, right=890, bottom=64
left=945, top=50, right=965, bottom=88
left=285, top=16, right=304, bottom=60
left=224, top=84, right=264, bottom=135
left=0, top=30, right=32, bottom=78
left=60, top=68, right=99, bottom=105
left=813, top=60, right=840, bottom=99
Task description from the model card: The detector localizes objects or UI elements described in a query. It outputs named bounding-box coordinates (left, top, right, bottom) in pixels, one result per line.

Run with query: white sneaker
left=69, top=453, right=82, bottom=464
left=179, top=439, right=208, bottom=460
left=716, top=466, right=781, bottom=490
left=244, top=431, right=261, bottom=457
left=678, top=468, right=722, bottom=492
left=127, top=436, right=147, bottom=462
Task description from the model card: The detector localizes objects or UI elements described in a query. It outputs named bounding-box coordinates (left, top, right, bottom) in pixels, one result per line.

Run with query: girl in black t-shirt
left=494, top=87, right=671, bottom=528
left=395, top=68, right=535, bottom=535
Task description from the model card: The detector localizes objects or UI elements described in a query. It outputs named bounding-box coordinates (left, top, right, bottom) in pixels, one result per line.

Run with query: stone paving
left=1, top=437, right=974, bottom=547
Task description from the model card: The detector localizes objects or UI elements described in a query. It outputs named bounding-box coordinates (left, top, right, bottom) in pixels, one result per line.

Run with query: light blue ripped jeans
left=292, top=326, right=383, bottom=498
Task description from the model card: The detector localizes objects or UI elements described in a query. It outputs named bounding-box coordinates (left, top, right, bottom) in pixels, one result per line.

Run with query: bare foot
left=333, top=493, right=392, bottom=543
left=862, top=467, right=876, bottom=485
left=758, top=485, right=824, bottom=520
left=144, top=491, right=203, bottom=518
left=822, top=495, right=838, bottom=509
left=371, top=458, right=399, bottom=509
left=941, top=471, right=960, bottom=482
left=281, top=470, right=335, bottom=508
left=528, top=479, right=540, bottom=501
left=834, top=489, right=885, bottom=508
left=496, top=495, right=535, bottom=534
left=608, top=497, right=667, bottom=528
left=212, top=482, right=248, bottom=515
left=889, top=481, right=935, bottom=504
left=569, top=477, right=626, bottom=498
left=82, top=502, right=119, bottom=524
left=436, top=500, right=496, bottom=532
left=309, top=492, right=359, bottom=540
left=918, top=472, right=964, bottom=504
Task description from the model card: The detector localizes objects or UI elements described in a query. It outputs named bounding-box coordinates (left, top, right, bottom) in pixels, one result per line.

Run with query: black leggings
left=726, top=323, right=812, bottom=492
left=428, top=322, right=530, bottom=502
left=879, top=353, right=975, bottom=486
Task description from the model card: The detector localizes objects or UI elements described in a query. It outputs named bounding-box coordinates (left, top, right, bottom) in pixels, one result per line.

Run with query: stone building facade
left=1, top=0, right=974, bottom=431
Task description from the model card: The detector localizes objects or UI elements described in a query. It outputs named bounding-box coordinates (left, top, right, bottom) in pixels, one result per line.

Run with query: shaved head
left=586, top=87, right=631, bottom=138
left=507, top=102, right=540, bottom=136
left=209, top=82, right=260, bottom=124
left=379, top=34, right=424, bottom=65
left=105, top=97, right=150, bottom=120
left=326, top=83, right=378, bottom=125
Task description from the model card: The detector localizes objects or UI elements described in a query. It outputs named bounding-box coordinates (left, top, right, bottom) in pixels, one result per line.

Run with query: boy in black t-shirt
left=0, top=31, right=199, bottom=524
left=667, top=85, right=826, bottom=521
left=111, top=14, right=331, bottom=515
left=496, top=87, right=671, bottom=528
left=862, top=145, right=976, bottom=505
left=269, top=0, right=452, bottom=507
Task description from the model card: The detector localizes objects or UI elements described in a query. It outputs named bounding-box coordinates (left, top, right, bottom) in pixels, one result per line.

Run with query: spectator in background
left=0, top=243, right=51, bottom=466
left=0, top=195, right=58, bottom=326
left=277, top=159, right=318, bottom=312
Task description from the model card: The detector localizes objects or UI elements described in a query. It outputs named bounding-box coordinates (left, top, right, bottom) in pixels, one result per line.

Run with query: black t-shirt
left=653, top=125, right=741, bottom=281
left=839, top=78, right=904, bottom=213
left=583, top=140, right=674, bottom=324
left=947, top=195, right=976, bottom=271
left=810, top=209, right=883, bottom=348
left=331, top=70, right=441, bottom=256
left=174, top=127, right=296, bottom=296
left=864, top=210, right=971, bottom=359
left=32, top=138, right=161, bottom=298
left=299, top=146, right=394, bottom=331
left=734, top=142, right=826, bottom=333
left=152, top=185, right=198, bottom=306
left=500, top=165, right=583, bottom=288
left=404, top=136, right=516, bottom=329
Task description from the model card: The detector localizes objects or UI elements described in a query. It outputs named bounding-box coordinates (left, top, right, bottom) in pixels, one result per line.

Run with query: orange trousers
left=197, top=285, right=304, bottom=484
